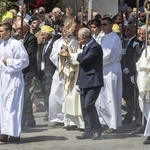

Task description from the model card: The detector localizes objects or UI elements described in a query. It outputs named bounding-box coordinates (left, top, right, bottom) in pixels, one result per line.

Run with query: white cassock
left=48, top=37, right=65, bottom=123
left=93, top=31, right=104, bottom=45
left=0, top=38, right=29, bottom=137
left=96, top=32, right=123, bottom=129
left=136, top=47, right=150, bottom=136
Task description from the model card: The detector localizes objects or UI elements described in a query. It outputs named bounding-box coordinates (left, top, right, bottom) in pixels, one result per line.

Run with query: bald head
left=14, top=20, right=29, bottom=36
left=78, top=27, right=92, bottom=45
left=78, top=27, right=92, bottom=38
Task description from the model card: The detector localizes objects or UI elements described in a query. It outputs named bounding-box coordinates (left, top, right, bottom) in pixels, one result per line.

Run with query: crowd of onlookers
left=0, top=0, right=150, bottom=145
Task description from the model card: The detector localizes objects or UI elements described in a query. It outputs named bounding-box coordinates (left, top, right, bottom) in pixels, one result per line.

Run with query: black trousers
left=22, top=76, right=35, bottom=126
left=41, top=73, right=53, bottom=114
left=123, top=74, right=134, bottom=118
left=80, top=86, right=101, bottom=133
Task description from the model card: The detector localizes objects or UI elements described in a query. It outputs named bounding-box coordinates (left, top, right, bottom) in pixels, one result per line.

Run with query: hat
left=41, top=25, right=54, bottom=34
left=29, top=16, right=39, bottom=23
left=9, top=9, right=17, bottom=15
left=39, top=7, right=45, bottom=13
left=112, top=24, right=120, bottom=33
left=2, top=11, right=13, bottom=22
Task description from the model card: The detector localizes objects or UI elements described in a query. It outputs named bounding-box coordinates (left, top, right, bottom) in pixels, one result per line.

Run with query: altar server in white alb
left=0, top=22, right=29, bottom=143
left=96, top=17, right=123, bottom=133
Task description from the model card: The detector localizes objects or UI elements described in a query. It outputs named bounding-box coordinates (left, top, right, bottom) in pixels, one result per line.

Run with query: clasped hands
left=3, top=57, right=7, bottom=66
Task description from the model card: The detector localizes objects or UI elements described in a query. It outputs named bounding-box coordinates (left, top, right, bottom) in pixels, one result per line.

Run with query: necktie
left=82, top=45, right=87, bottom=52
left=41, top=42, right=48, bottom=70
left=124, top=39, right=129, bottom=48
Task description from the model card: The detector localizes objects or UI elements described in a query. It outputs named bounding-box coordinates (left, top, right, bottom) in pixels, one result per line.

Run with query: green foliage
left=56, top=0, right=63, bottom=9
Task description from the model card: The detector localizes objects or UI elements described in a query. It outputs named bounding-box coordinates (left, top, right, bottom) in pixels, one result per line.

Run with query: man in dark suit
left=39, top=25, right=61, bottom=121
left=76, top=27, right=103, bottom=140
left=122, top=24, right=144, bottom=126
left=14, top=20, right=37, bottom=127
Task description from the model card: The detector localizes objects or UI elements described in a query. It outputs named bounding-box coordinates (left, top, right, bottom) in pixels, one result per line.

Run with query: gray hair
left=79, top=27, right=92, bottom=38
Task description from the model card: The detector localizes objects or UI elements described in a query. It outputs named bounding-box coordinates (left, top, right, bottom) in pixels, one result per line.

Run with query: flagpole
left=136, top=0, right=139, bottom=41
left=75, top=0, right=77, bottom=20
left=21, top=0, right=24, bottom=39
left=88, top=0, right=93, bottom=20
left=81, top=0, right=84, bottom=26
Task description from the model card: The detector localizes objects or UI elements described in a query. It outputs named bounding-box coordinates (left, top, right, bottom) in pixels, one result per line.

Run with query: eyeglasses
left=101, top=23, right=111, bottom=26
left=140, top=15, right=145, bottom=18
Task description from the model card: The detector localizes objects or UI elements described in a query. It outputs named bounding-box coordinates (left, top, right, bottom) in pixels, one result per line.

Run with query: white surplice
left=96, top=32, right=123, bottom=129
left=0, top=38, right=29, bottom=137
left=136, top=48, right=150, bottom=136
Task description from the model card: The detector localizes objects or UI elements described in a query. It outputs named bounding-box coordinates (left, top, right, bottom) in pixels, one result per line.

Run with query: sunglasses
left=101, top=23, right=111, bottom=26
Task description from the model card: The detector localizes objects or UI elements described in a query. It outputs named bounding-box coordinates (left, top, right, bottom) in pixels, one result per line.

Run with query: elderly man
left=39, top=25, right=61, bottom=121
left=45, top=7, right=63, bottom=34
left=14, top=20, right=37, bottom=128
left=76, top=27, right=103, bottom=140
left=0, top=22, right=29, bottom=143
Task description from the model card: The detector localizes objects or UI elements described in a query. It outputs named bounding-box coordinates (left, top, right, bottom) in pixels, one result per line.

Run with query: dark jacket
left=77, top=39, right=104, bottom=89
left=123, top=37, right=143, bottom=77
left=40, top=34, right=61, bottom=78
left=14, top=32, right=38, bottom=77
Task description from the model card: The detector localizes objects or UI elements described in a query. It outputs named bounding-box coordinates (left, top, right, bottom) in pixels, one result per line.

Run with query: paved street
left=0, top=111, right=150, bottom=150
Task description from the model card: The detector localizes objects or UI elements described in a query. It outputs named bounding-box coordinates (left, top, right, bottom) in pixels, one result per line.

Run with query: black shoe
left=0, top=134, right=8, bottom=143
left=131, top=126, right=145, bottom=135
left=25, top=121, right=36, bottom=127
left=76, top=132, right=93, bottom=140
left=92, top=131, right=101, bottom=140
left=122, top=117, right=132, bottom=124
left=143, top=136, right=150, bottom=144
left=103, top=128, right=117, bottom=134
left=8, top=136, right=21, bottom=143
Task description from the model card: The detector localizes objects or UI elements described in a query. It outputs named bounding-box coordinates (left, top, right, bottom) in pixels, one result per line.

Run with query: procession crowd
left=0, top=0, right=150, bottom=145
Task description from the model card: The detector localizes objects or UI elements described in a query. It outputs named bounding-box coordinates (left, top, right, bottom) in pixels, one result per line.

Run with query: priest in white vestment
left=49, top=35, right=84, bottom=128
left=96, top=17, right=123, bottom=133
left=0, top=22, right=29, bottom=142
left=136, top=47, right=150, bottom=144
